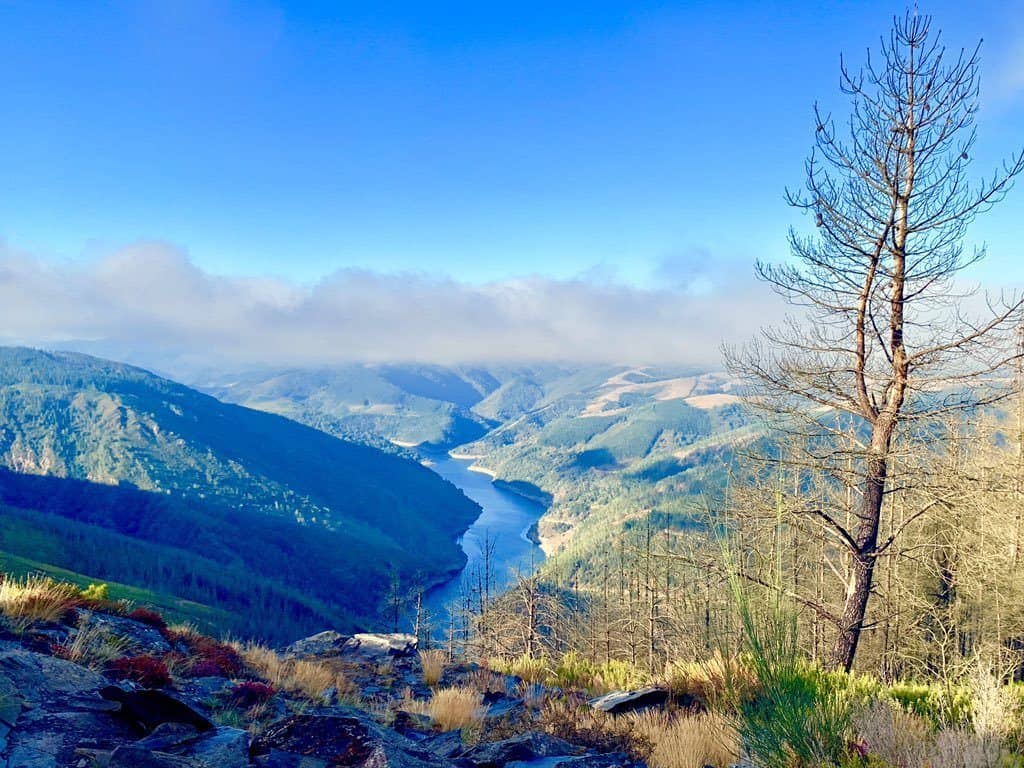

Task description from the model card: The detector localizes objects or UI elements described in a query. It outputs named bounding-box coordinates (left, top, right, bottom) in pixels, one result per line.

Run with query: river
left=419, top=452, right=546, bottom=622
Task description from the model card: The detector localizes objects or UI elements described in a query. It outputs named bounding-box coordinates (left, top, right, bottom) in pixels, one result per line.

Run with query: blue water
left=420, top=453, right=546, bottom=620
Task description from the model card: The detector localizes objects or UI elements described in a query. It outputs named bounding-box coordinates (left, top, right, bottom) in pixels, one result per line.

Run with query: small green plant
left=81, top=583, right=109, bottom=602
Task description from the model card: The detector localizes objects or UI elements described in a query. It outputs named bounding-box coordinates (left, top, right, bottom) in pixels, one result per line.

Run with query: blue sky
left=0, top=0, right=1021, bottom=289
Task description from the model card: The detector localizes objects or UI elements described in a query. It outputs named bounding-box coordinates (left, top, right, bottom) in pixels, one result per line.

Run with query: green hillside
left=190, top=362, right=754, bottom=583
left=193, top=364, right=497, bottom=449
left=0, top=348, right=481, bottom=641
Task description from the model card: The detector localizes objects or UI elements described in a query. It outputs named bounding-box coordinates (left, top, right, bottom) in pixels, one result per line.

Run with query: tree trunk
left=831, top=453, right=887, bottom=670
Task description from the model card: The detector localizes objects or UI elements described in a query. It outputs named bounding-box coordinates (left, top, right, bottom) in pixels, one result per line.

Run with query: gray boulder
left=343, top=633, right=418, bottom=659
left=282, top=630, right=350, bottom=660
left=588, top=687, right=668, bottom=715
left=251, top=709, right=453, bottom=768
left=458, top=732, right=578, bottom=768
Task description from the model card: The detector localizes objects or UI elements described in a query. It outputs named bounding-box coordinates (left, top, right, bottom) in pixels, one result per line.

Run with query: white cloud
left=0, top=241, right=782, bottom=371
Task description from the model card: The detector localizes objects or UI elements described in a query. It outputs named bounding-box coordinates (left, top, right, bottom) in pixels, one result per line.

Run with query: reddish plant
left=108, top=655, right=171, bottom=688
left=229, top=681, right=275, bottom=708
left=177, top=636, right=243, bottom=678
left=127, top=607, right=168, bottom=630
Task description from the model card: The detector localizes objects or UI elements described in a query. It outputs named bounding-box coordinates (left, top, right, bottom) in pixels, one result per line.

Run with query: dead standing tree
left=727, top=13, right=1024, bottom=671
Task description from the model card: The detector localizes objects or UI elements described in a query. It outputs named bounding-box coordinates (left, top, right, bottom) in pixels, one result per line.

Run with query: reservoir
left=420, top=452, right=546, bottom=622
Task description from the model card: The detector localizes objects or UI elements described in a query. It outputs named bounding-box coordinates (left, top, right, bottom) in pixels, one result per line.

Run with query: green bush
left=886, top=680, right=973, bottom=728
left=81, top=582, right=109, bottom=601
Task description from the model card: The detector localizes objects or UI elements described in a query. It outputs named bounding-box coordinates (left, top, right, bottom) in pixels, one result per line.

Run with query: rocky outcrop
left=282, top=630, right=350, bottom=659
left=0, top=610, right=644, bottom=768
left=251, top=709, right=452, bottom=768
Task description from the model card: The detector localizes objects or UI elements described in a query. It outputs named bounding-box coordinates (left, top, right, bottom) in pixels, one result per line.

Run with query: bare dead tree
left=727, top=12, right=1024, bottom=671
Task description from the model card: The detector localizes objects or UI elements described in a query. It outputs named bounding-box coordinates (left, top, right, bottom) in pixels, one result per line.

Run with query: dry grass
left=419, top=649, right=447, bottom=687
left=664, top=652, right=758, bottom=706
left=56, top=616, right=130, bottom=668
left=0, top=574, right=80, bottom=629
left=239, top=642, right=357, bottom=702
left=427, top=687, right=487, bottom=732
left=853, top=701, right=1004, bottom=768
left=630, top=711, right=739, bottom=768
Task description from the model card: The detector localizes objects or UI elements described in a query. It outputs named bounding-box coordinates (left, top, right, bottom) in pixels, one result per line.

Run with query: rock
left=182, top=726, right=249, bottom=768
left=131, top=722, right=201, bottom=751
left=588, top=687, right=668, bottom=715
left=76, top=610, right=172, bottom=656
left=481, top=691, right=526, bottom=720
left=0, top=648, right=107, bottom=708
left=458, top=732, right=578, bottom=768
left=392, top=710, right=433, bottom=737
left=506, top=754, right=636, bottom=768
left=282, top=630, right=350, bottom=659
left=108, top=725, right=249, bottom=768
left=5, top=709, right=136, bottom=768
left=109, top=744, right=195, bottom=767
left=100, top=686, right=214, bottom=734
left=251, top=710, right=453, bottom=768
left=343, top=633, right=418, bottom=658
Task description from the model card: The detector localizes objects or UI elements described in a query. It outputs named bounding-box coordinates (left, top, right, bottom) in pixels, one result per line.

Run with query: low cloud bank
left=0, top=241, right=781, bottom=370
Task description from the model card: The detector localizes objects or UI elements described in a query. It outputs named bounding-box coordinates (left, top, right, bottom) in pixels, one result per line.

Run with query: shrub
left=552, top=650, right=595, bottom=690
left=491, top=654, right=550, bottom=685
left=428, top=687, right=486, bottom=731
left=108, top=655, right=171, bottom=688
left=127, top=607, right=167, bottom=631
left=165, top=631, right=242, bottom=678
left=228, top=681, right=275, bottom=709
left=419, top=649, right=447, bottom=687
left=81, top=583, right=109, bottom=602
left=591, top=659, right=650, bottom=693
left=852, top=701, right=1004, bottom=768
left=728, top=579, right=850, bottom=768
left=0, top=574, right=81, bottom=628
left=887, top=681, right=973, bottom=728
left=190, top=636, right=243, bottom=677
left=665, top=653, right=758, bottom=708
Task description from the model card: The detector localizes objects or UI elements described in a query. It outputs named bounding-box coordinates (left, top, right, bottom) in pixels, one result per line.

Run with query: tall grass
left=0, top=574, right=80, bottom=629
left=239, top=642, right=356, bottom=702
left=427, top=687, right=486, bottom=731
left=630, top=711, right=739, bottom=768
left=419, top=649, right=447, bottom=687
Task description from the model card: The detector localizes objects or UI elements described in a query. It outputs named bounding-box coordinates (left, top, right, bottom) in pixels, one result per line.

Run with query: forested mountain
left=193, top=362, right=754, bottom=582
left=0, top=348, right=481, bottom=641
left=191, top=363, right=581, bottom=450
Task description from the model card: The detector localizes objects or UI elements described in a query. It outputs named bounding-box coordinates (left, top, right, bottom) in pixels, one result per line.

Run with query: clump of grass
left=419, top=649, right=447, bottom=687
left=0, top=574, right=81, bottom=629
left=427, top=687, right=486, bottom=731
left=51, top=616, right=129, bottom=668
left=630, top=710, right=739, bottom=768
left=239, top=642, right=357, bottom=702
